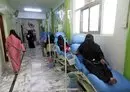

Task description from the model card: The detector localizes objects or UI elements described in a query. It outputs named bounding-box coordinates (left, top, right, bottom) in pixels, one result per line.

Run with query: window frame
left=80, top=1, right=102, bottom=34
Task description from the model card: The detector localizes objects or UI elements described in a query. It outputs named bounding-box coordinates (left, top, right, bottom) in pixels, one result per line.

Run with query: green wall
left=124, top=12, right=130, bottom=80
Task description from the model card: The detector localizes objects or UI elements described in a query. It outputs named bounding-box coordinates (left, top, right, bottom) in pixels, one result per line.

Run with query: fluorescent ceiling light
left=24, top=8, right=42, bottom=12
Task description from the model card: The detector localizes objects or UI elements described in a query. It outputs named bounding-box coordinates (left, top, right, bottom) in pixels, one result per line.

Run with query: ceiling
left=8, top=0, right=63, bottom=12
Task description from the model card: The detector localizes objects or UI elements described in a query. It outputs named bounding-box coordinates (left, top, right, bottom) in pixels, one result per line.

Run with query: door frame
left=0, top=14, right=8, bottom=62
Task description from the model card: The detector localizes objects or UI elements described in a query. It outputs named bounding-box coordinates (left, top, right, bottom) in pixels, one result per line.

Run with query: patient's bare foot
left=108, top=78, right=117, bottom=85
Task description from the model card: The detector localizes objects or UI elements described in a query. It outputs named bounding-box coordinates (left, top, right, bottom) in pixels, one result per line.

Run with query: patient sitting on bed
left=78, top=34, right=117, bottom=85
left=57, top=35, right=70, bottom=53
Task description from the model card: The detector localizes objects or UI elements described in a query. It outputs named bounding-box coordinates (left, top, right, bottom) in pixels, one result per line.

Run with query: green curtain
left=124, top=10, right=130, bottom=80
left=51, top=9, right=54, bottom=33
left=64, top=0, right=71, bottom=41
left=54, top=4, right=64, bottom=32
left=45, top=20, right=48, bottom=32
left=44, top=13, right=48, bottom=32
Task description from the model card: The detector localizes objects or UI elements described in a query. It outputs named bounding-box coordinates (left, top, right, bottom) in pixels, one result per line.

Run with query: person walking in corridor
left=6, top=29, right=25, bottom=74
left=26, top=30, right=35, bottom=48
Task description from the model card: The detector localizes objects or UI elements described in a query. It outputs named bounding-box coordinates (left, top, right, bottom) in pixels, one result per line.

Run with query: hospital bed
left=71, top=34, right=130, bottom=92
left=40, top=32, right=55, bottom=57
left=40, top=32, right=47, bottom=55
left=53, top=32, right=75, bottom=71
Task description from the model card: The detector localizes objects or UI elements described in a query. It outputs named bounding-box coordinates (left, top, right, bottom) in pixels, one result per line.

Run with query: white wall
left=15, top=19, right=22, bottom=38
left=18, top=12, right=46, bottom=19
left=72, top=0, right=129, bottom=74
left=101, top=0, right=117, bottom=35
left=95, top=0, right=129, bottom=74
left=21, top=19, right=40, bottom=43
left=101, top=0, right=129, bottom=74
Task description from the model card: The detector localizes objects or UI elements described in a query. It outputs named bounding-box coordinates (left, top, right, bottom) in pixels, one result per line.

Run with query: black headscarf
left=83, top=34, right=95, bottom=49
left=10, top=29, right=21, bottom=41
left=27, top=30, right=33, bottom=34
left=78, top=34, right=104, bottom=61
left=58, top=35, right=64, bottom=46
left=78, top=34, right=94, bottom=57
left=85, top=34, right=94, bottom=43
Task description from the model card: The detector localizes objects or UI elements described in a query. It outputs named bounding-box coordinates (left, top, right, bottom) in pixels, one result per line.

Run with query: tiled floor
left=0, top=46, right=67, bottom=92
left=0, top=72, right=15, bottom=92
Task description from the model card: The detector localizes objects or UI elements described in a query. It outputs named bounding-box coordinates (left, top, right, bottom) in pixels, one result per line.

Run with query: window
left=75, top=10, right=81, bottom=33
left=73, top=0, right=101, bottom=34
left=75, top=0, right=85, bottom=10
left=81, top=4, right=101, bottom=33
left=102, top=0, right=117, bottom=35
left=90, top=5, right=100, bottom=31
left=83, top=9, right=89, bottom=32
left=74, top=0, right=117, bottom=35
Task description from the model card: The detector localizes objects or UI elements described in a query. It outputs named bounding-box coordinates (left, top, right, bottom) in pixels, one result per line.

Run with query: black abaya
left=78, top=41, right=113, bottom=83
left=26, top=32, right=35, bottom=48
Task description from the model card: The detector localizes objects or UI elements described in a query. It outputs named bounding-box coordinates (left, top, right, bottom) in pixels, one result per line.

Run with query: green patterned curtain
left=124, top=8, right=130, bottom=80
left=51, top=9, right=54, bottom=33
left=54, top=4, right=64, bottom=32
left=45, top=13, right=49, bottom=32
left=64, top=0, right=71, bottom=41
left=53, top=0, right=71, bottom=41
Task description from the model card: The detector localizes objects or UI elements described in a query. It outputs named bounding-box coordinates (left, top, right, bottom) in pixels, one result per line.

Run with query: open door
left=0, top=15, right=8, bottom=62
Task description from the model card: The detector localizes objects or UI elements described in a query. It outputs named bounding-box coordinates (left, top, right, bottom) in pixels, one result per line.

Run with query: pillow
left=72, top=34, right=86, bottom=44
left=55, top=32, right=65, bottom=38
left=70, top=44, right=81, bottom=54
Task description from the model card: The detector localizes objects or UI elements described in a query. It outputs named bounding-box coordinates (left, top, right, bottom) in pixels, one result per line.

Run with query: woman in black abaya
left=26, top=30, right=35, bottom=48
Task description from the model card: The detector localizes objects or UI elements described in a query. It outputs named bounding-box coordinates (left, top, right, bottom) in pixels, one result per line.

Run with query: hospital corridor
left=0, top=0, right=130, bottom=92
left=0, top=46, right=66, bottom=92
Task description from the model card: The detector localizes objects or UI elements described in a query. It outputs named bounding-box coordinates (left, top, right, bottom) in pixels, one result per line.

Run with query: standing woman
left=26, top=30, right=35, bottom=48
left=6, top=29, right=25, bottom=74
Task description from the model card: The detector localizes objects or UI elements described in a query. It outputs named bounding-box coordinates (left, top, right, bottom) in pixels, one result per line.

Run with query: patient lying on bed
left=78, top=34, right=117, bottom=85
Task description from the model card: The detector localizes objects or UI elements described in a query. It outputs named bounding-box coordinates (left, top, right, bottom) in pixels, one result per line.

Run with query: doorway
left=0, top=15, right=8, bottom=62
left=21, top=25, right=24, bottom=43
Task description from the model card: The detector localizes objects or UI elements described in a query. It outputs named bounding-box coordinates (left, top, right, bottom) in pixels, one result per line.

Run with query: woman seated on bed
left=78, top=34, right=117, bottom=85
left=57, top=35, right=70, bottom=53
